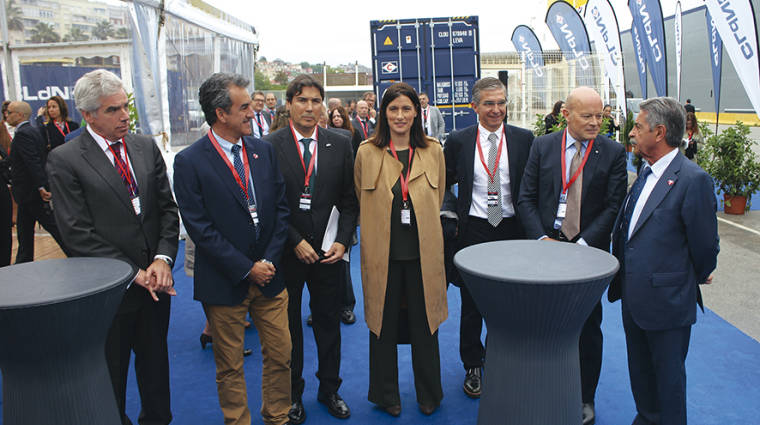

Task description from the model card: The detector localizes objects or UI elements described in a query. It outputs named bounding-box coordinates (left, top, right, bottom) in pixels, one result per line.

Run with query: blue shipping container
left=370, top=16, right=480, bottom=135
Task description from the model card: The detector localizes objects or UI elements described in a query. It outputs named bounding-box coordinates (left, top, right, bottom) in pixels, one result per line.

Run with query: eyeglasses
left=480, top=100, right=507, bottom=108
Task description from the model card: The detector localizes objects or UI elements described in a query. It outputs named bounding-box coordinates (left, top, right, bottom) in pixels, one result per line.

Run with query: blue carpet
left=2, top=239, right=759, bottom=424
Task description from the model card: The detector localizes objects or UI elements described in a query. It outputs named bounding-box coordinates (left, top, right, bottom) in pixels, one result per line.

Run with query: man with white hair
left=47, top=69, right=179, bottom=425
left=351, top=100, right=374, bottom=139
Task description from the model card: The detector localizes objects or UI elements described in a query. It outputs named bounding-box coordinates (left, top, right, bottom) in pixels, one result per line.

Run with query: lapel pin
left=667, top=179, right=674, bottom=186
left=253, top=153, right=259, bottom=159
left=595, top=150, right=599, bottom=154
left=326, top=143, right=332, bottom=147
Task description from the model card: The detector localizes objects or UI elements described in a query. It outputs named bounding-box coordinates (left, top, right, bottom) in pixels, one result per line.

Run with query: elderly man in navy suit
left=173, top=73, right=291, bottom=425
left=610, top=97, right=718, bottom=425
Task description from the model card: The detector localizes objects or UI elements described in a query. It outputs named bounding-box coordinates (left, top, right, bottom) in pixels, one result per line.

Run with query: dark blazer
left=351, top=116, right=375, bottom=140
left=444, top=123, right=534, bottom=232
left=46, top=131, right=179, bottom=309
left=43, top=119, right=80, bottom=151
left=327, top=126, right=363, bottom=158
left=517, top=130, right=627, bottom=250
left=609, top=153, right=719, bottom=330
left=173, top=134, right=290, bottom=304
left=265, top=126, right=358, bottom=252
left=251, top=110, right=272, bottom=137
left=9, top=121, right=48, bottom=204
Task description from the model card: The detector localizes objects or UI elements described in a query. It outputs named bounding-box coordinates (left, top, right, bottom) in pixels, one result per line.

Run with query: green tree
left=63, top=27, right=89, bottom=42
left=273, top=71, right=288, bottom=86
left=30, top=22, right=60, bottom=43
left=7, top=0, right=23, bottom=32
left=254, top=70, right=272, bottom=90
left=300, top=61, right=309, bottom=69
left=92, top=20, right=115, bottom=40
left=115, top=27, right=129, bottom=39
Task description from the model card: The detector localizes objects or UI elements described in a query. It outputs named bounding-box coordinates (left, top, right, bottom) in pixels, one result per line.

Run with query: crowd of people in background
left=0, top=68, right=718, bottom=425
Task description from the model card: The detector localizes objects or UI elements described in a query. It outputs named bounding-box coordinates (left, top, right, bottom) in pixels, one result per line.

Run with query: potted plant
left=697, top=121, right=760, bottom=214
left=620, top=110, right=634, bottom=152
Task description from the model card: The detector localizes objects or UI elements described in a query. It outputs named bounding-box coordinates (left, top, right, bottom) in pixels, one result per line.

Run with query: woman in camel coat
left=354, top=82, right=447, bottom=417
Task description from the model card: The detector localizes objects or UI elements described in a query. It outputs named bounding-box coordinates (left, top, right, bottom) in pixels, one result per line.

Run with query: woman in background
left=354, top=82, right=447, bottom=417
left=43, top=96, right=79, bottom=151
left=329, top=106, right=363, bottom=157
left=684, top=111, right=702, bottom=161
left=544, top=100, right=564, bottom=133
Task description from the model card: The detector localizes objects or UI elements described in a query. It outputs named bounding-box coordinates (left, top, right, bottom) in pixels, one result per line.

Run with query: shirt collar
left=644, top=147, right=678, bottom=179
left=210, top=129, right=241, bottom=155
left=293, top=125, right=317, bottom=142
left=87, top=125, right=122, bottom=153
left=477, top=122, right=504, bottom=138
left=565, top=130, right=589, bottom=151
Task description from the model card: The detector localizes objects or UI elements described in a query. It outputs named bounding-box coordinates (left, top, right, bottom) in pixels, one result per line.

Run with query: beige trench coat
left=354, top=138, right=448, bottom=337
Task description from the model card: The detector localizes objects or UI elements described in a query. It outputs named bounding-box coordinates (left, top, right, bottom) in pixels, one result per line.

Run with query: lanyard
left=207, top=130, right=252, bottom=203
left=357, top=118, right=368, bottom=138
left=106, top=139, right=135, bottom=189
left=389, top=140, right=414, bottom=203
left=289, top=121, right=318, bottom=190
left=560, top=129, right=594, bottom=195
left=475, top=127, right=506, bottom=184
left=54, top=120, right=70, bottom=137
left=423, top=107, right=428, bottom=122
left=255, top=113, right=265, bottom=135
left=688, top=131, right=693, bottom=141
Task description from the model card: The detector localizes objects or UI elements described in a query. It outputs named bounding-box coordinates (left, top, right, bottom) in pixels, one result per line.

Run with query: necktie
left=110, top=142, right=138, bottom=198
left=230, top=144, right=254, bottom=204
left=301, top=138, right=314, bottom=190
left=256, top=113, right=263, bottom=136
left=561, top=141, right=583, bottom=240
left=486, top=132, right=503, bottom=227
left=622, top=166, right=653, bottom=243
left=423, top=109, right=428, bottom=135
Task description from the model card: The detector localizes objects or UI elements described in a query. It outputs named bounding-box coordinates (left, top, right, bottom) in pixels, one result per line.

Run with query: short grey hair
left=73, top=69, right=124, bottom=113
left=639, top=97, right=686, bottom=148
left=199, top=73, right=250, bottom=126
left=472, top=77, right=506, bottom=105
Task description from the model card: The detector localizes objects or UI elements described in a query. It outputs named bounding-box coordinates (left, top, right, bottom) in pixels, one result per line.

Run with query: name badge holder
left=131, top=196, right=141, bottom=216
left=249, top=202, right=259, bottom=226
left=400, top=201, right=411, bottom=226
left=299, top=187, right=312, bottom=212
left=487, top=191, right=499, bottom=208
left=289, top=121, right=318, bottom=214
left=553, top=192, right=567, bottom=229
left=389, top=139, right=414, bottom=228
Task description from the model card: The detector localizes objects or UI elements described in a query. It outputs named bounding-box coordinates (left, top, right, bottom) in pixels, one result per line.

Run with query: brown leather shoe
left=384, top=404, right=401, bottom=417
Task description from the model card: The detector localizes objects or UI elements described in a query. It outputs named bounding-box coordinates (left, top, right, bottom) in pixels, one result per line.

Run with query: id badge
left=556, top=202, right=567, bottom=219
left=299, top=192, right=311, bottom=211
left=131, top=196, right=141, bottom=215
left=400, top=202, right=411, bottom=226
left=487, top=191, right=499, bottom=207
left=249, top=204, right=259, bottom=226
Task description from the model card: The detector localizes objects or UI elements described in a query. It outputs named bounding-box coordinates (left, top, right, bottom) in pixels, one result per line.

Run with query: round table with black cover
left=454, top=240, right=619, bottom=425
left=0, top=257, right=133, bottom=425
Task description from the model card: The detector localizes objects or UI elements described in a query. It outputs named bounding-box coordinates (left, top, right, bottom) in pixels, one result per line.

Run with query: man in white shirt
left=251, top=91, right=271, bottom=138
left=419, top=92, right=446, bottom=142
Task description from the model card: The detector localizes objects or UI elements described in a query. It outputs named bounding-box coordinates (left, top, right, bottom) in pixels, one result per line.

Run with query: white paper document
left=321, top=206, right=350, bottom=261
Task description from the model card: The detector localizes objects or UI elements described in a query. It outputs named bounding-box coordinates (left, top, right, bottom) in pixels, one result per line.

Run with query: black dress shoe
left=288, top=400, right=306, bottom=425
left=340, top=310, right=356, bottom=325
left=463, top=367, right=482, bottom=398
left=419, top=403, right=437, bottom=415
left=582, top=402, right=595, bottom=425
left=200, top=333, right=212, bottom=349
left=243, top=348, right=252, bottom=357
left=317, top=392, right=350, bottom=419
left=383, top=404, right=401, bottom=417
left=306, top=314, right=313, bottom=326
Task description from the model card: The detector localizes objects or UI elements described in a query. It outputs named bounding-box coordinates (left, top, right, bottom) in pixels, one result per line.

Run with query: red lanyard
left=358, top=118, right=368, bottom=138
left=475, top=127, right=506, bottom=184
left=389, top=140, right=413, bottom=203
left=207, top=130, right=252, bottom=202
left=106, top=139, right=135, bottom=188
left=289, top=121, right=318, bottom=189
left=54, top=120, right=70, bottom=137
left=423, top=107, right=428, bottom=122
left=560, top=129, right=594, bottom=194
left=255, top=113, right=265, bottom=135
left=687, top=131, right=693, bottom=141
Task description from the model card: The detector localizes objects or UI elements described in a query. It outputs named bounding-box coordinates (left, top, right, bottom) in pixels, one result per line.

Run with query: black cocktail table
left=0, top=258, right=133, bottom=425
left=454, top=240, right=619, bottom=425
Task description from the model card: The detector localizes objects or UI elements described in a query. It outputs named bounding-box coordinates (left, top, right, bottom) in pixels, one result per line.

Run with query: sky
left=208, top=0, right=705, bottom=67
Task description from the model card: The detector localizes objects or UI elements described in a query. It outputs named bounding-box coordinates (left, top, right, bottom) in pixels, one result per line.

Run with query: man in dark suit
left=46, top=69, right=179, bottom=425
left=610, top=97, right=718, bottom=425
left=264, top=74, right=358, bottom=423
left=518, top=86, right=627, bottom=425
left=173, top=73, right=291, bottom=425
left=444, top=77, right=534, bottom=399
left=252, top=90, right=272, bottom=138
left=351, top=100, right=374, bottom=140
left=6, top=100, right=66, bottom=262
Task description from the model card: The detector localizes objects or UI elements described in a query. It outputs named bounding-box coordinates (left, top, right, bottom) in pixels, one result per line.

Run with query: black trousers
left=341, top=248, right=356, bottom=311
left=106, top=287, right=172, bottom=425
left=581, top=301, right=603, bottom=403
left=622, top=306, right=691, bottom=425
left=0, top=183, right=11, bottom=267
left=368, top=259, right=442, bottom=407
left=457, top=216, right=522, bottom=369
left=283, top=253, right=343, bottom=399
left=14, top=197, right=66, bottom=263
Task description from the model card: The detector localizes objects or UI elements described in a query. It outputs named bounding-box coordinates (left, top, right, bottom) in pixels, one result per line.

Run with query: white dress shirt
left=469, top=122, right=514, bottom=218
left=292, top=126, right=318, bottom=174
left=252, top=110, right=270, bottom=138
left=210, top=129, right=257, bottom=206
left=628, top=147, right=679, bottom=239
left=88, top=125, right=138, bottom=187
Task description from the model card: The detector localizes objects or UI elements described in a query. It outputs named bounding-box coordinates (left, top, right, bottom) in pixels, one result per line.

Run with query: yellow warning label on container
left=384, top=36, right=393, bottom=46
